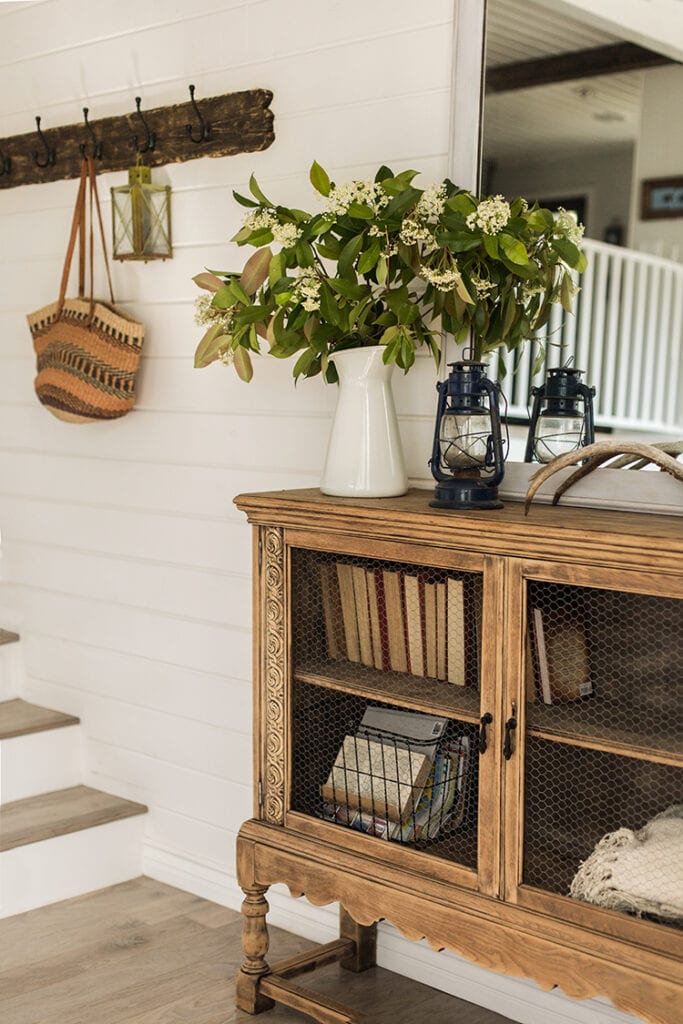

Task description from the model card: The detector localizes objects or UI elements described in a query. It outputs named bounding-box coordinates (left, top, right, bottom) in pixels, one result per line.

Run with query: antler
left=524, top=441, right=683, bottom=515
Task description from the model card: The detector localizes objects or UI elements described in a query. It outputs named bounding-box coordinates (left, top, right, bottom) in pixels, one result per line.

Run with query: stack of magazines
left=319, top=707, right=470, bottom=844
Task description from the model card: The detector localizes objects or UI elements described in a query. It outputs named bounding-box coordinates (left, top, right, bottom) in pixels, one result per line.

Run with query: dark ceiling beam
left=487, top=42, right=675, bottom=94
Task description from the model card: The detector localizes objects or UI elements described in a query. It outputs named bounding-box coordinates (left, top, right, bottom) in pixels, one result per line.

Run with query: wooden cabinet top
left=235, top=488, right=683, bottom=574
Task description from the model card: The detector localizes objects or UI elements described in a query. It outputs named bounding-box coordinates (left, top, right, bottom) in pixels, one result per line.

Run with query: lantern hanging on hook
left=111, top=156, right=172, bottom=262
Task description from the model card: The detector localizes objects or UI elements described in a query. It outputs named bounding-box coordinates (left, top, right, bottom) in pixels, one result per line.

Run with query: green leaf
left=194, top=323, right=227, bottom=368
left=240, top=247, right=273, bottom=296
left=382, top=187, right=421, bottom=220
left=309, top=160, right=331, bottom=197
left=357, top=239, right=381, bottom=275
left=483, top=235, right=499, bottom=260
left=268, top=251, right=284, bottom=288
left=327, top=278, right=367, bottom=300
left=499, top=234, right=529, bottom=265
left=560, top=271, right=574, bottom=313
left=232, top=190, right=259, bottom=208
left=193, top=272, right=225, bottom=293
left=212, top=285, right=235, bottom=310
left=374, top=165, right=394, bottom=183
left=248, top=174, right=273, bottom=206
left=293, top=348, right=316, bottom=379
left=319, top=283, right=342, bottom=326
left=228, top=279, right=252, bottom=306
left=234, top=304, right=272, bottom=326
left=376, top=256, right=388, bottom=284
left=338, top=233, right=365, bottom=277
left=552, top=237, right=582, bottom=268
left=347, top=202, right=375, bottom=220
left=233, top=346, right=254, bottom=382
left=445, top=193, right=477, bottom=216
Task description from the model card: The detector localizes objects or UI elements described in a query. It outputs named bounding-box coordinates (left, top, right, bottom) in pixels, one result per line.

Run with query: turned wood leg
left=339, top=907, right=377, bottom=973
left=235, top=885, right=275, bottom=1014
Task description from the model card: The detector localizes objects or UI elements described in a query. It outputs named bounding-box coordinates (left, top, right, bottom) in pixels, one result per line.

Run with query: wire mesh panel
left=291, top=548, right=483, bottom=699
left=523, top=579, right=683, bottom=930
left=291, top=683, right=479, bottom=867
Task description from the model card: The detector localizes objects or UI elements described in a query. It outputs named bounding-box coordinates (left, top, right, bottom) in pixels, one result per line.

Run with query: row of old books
left=320, top=562, right=475, bottom=686
left=319, top=706, right=470, bottom=844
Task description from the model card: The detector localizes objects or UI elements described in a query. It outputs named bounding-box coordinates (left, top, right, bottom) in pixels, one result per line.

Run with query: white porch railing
left=498, top=239, right=683, bottom=435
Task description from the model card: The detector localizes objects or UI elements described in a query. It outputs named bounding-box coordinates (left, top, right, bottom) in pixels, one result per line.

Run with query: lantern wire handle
left=131, top=96, right=156, bottom=154
left=80, top=108, right=103, bottom=160
left=33, top=116, right=56, bottom=168
left=186, top=84, right=212, bottom=144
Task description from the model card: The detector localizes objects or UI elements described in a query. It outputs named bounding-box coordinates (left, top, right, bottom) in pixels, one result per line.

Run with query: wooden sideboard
left=234, top=488, right=682, bottom=1024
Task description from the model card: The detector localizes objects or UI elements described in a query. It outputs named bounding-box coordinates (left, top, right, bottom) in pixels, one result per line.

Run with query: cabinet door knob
left=478, top=713, right=493, bottom=754
left=503, top=715, right=517, bottom=761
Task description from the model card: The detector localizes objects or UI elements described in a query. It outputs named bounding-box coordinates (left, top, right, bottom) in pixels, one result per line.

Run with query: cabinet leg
left=339, top=907, right=377, bottom=973
left=235, top=885, right=275, bottom=1014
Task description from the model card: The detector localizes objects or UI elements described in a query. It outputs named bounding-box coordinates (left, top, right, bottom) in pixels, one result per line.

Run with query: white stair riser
left=0, top=643, right=24, bottom=700
left=0, top=726, right=82, bottom=804
left=0, top=816, right=145, bottom=919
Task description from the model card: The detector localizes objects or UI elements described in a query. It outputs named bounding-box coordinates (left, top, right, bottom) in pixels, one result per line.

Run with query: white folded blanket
left=570, top=805, right=683, bottom=920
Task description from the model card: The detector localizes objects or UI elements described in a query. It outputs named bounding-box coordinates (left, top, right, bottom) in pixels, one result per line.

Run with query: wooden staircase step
left=0, top=699, right=79, bottom=740
left=0, top=630, right=20, bottom=646
left=0, top=785, right=147, bottom=853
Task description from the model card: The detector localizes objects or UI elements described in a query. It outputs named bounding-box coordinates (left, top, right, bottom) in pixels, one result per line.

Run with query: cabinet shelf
left=527, top=704, right=682, bottom=767
left=295, top=661, right=481, bottom=723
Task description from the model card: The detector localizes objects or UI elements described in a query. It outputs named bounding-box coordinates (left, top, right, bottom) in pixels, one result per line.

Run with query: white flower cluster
left=466, top=195, right=511, bottom=236
left=421, top=264, right=462, bottom=292
left=194, top=293, right=234, bottom=333
left=399, top=218, right=433, bottom=246
left=325, top=180, right=390, bottom=216
left=415, top=183, right=447, bottom=221
left=471, top=275, right=496, bottom=299
left=521, top=280, right=545, bottom=300
left=243, top=209, right=277, bottom=232
left=293, top=269, right=321, bottom=312
left=554, top=208, right=585, bottom=247
left=272, top=222, right=301, bottom=247
left=218, top=347, right=235, bottom=366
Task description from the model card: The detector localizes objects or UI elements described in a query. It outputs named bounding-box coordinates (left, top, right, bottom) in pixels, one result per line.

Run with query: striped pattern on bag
left=28, top=298, right=144, bottom=423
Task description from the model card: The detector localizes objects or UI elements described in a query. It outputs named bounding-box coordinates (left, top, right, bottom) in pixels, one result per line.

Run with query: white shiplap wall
left=0, top=3, right=637, bottom=1022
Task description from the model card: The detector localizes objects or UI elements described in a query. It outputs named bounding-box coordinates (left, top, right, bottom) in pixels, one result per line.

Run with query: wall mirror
left=481, top=0, right=683, bottom=437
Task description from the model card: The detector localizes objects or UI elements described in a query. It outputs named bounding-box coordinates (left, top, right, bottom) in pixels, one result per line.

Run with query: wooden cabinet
left=234, top=489, right=682, bottom=1024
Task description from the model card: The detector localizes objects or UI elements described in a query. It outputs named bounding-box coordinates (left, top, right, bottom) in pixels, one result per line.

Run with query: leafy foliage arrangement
left=193, top=162, right=586, bottom=383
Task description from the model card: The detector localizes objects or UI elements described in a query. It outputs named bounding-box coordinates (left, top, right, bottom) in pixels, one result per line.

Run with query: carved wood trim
left=261, top=526, right=287, bottom=825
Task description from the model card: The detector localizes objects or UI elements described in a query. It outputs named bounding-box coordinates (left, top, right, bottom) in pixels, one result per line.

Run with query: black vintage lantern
left=429, top=361, right=506, bottom=510
left=524, top=366, right=595, bottom=463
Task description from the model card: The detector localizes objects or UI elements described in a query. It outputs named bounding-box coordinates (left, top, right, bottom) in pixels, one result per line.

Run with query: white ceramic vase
left=320, top=346, right=408, bottom=498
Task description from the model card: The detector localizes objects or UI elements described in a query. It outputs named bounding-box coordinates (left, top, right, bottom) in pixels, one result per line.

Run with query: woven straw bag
left=27, top=157, right=144, bottom=423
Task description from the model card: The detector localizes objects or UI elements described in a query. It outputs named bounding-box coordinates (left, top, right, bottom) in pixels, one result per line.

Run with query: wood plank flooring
left=0, top=877, right=514, bottom=1024
left=0, top=786, right=147, bottom=852
left=0, top=699, right=79, bottom=740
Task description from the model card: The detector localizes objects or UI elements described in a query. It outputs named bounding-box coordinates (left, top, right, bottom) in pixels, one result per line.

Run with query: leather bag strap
left=85, top=156, right=115, bottom=313
left=57, top=159, right=88, bottom=316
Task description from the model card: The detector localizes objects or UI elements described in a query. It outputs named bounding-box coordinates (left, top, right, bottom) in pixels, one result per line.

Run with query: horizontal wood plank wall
left=0, top=0, right=452, bottom=917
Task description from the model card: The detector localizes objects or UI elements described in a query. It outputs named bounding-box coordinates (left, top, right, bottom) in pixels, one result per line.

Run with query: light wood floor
left=0, top=877, right=513, bottom=1024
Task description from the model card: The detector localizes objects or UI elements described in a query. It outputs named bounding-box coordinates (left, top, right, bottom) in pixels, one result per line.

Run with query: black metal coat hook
left=131, top=96, right=155, bottom=154
left=80, top=107, right=103, bottom=160
left=0, top=148, right=11, bottom=176
left=33, top=116, right=56, bottom=168
left=186, top=84, right=211, bottom=144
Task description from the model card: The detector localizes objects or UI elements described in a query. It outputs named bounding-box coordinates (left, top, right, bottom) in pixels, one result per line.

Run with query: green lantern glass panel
left=111, top=166, right=172, bottom=261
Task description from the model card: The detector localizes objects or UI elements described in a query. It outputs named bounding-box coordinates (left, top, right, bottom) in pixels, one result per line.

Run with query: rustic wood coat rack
left=0, top=87, right=274, bottom=190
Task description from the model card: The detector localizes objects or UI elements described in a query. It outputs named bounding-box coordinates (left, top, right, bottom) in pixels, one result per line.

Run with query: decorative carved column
left=236, top=885, right=275, bottom=1014
left=261, top=526, right=286, bottom=825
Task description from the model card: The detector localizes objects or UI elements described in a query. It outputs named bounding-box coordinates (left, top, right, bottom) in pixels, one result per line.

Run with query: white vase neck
left=331, top=346, right=395, bottom=384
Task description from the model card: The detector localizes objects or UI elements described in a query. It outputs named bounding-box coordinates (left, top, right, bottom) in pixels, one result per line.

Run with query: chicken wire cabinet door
left=504, top=559, right=683, bottom=955
left=282, top=536, right=504, bottom=897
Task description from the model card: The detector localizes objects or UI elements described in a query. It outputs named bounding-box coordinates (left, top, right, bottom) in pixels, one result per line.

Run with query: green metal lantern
left=111, top=165, right=172, bottom=261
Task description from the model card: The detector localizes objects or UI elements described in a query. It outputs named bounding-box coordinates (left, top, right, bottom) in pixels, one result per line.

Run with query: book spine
left=383, top=570, right=408, bottom=673
left=532, top=607, right=553, bottom=704
left=336, top=562, right=360, bottom=662
left=366, top=569, right=383, bottom=671
left=404, top=574, right=425, bottom=678
left=319, top=563, right=343, bottom=660
left=436, top=581, right=447, bottom=680
left=424, top=581, right=438, bottom=680
left=447, top=577, right=466, bottom=686
left=352, top=565, right=374, bottom=668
